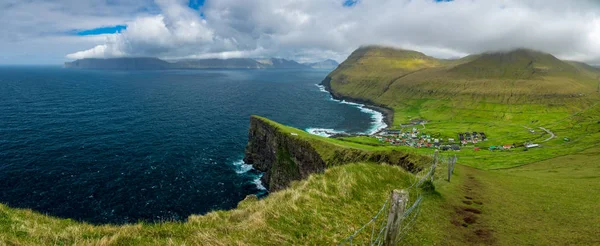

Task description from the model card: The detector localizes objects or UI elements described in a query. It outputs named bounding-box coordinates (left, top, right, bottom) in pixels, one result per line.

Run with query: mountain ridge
left=64, top=57, right=336, bottom=70
left=302, top=59, right=339, bottom=69
left=323, top=46, right=600, bottom=108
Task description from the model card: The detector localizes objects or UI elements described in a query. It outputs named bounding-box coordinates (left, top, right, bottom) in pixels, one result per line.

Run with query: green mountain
left=323, top=46, right=600, bottom=108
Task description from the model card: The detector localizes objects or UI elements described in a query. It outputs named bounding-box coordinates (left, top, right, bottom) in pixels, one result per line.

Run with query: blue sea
left=0, top=67, right=385, bottom=224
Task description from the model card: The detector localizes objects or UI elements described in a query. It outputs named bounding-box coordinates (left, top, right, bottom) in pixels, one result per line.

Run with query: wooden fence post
left=447, top=155, right=457, bottom=182
left=384, top=189, right=409, bottom=246
left=430, top=150, right=439, bottom=182
left=447, top=159, right=452, bottom=182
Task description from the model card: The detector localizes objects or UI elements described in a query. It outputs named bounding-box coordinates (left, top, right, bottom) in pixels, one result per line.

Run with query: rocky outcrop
left=243, top=116, right=326, bottom=191
left=243, top=116, right=430, bottom=192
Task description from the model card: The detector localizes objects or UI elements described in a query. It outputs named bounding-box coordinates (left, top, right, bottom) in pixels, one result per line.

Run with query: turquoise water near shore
left=0, top=67, right=383, bottom=224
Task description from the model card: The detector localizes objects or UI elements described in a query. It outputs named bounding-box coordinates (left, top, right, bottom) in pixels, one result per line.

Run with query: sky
left=3, top=0, right=600, bottom=64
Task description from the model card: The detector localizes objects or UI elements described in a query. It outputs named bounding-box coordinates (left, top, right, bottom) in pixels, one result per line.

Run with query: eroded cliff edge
left=243, top=116, right=430, bottom=192
left=243, top=116, right=326, bottom=191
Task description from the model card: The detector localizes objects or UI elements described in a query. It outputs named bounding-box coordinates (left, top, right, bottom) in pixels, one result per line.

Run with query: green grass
left=480, top=147, right=600, bottom=245
left=0, top=163, right=430, bottom=245
left=399, top=145, right=600, bottom=245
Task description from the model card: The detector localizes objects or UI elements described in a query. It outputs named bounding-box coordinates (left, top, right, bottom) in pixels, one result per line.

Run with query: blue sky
left=2, top=0, right=600, bottom=64
left=75, top=25, right=128, bottom=36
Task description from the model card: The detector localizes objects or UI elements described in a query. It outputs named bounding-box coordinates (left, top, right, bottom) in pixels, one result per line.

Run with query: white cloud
left=66, top=1, right=215, bottom=59
left=5, top=0, right=600, bottom=64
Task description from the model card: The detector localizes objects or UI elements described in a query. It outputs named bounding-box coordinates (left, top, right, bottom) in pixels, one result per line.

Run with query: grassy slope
left=0, top=163, right=427, bottom=245
left=480, top=146, right=600, bottom=245
left=397, top=145, right=600, bottom=246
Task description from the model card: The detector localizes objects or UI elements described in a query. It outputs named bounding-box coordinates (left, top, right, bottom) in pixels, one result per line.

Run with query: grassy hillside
left=326, top=46, right=600, bottom=169
left=328, top=46, right=600, bottom=106
left=325, top=46, right=442, bottom=101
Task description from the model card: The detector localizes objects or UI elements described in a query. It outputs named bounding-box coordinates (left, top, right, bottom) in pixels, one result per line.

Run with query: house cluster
left=457, top=132, right=487, bottom=145
left=487, top=145, right=514, bottom=151
left=376, top=128, right=461, bottom=151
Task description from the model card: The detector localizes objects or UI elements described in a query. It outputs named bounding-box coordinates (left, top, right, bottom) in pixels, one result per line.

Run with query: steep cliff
left=243, top=116, right=326, bottom=191
left=243, top=116, right=430, bottom=191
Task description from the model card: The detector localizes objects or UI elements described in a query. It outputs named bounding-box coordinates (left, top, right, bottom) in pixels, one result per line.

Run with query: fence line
left=338, top=198, right=390, bottom=245
left=339, top=151, right=458, bottom=245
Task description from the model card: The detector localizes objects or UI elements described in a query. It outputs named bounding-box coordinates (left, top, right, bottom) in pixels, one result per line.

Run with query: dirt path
left=449, top=168, right=496, bottom=245
left=539, top=127, right=555, bottom=142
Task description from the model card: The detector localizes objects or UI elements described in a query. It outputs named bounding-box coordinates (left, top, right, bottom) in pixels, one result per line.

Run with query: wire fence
left=339, top=151, right=456, bottom=246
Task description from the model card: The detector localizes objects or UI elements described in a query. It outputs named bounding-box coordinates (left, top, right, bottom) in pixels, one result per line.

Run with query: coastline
left=318, top=76, right=393, bottom=134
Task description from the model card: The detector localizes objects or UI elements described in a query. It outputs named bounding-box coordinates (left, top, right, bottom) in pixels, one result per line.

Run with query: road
left=539, top=127, right=555, bottom=142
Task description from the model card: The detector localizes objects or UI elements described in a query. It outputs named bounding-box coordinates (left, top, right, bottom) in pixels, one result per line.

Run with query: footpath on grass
left=438, top=146, right=600, bottom=245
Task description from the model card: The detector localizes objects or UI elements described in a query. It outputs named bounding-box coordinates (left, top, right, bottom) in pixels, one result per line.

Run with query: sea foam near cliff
left=232, top=159, right=266, bottom=191
left=312, top=84, right=387, bottom=136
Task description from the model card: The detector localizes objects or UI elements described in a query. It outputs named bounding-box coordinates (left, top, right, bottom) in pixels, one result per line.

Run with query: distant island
left=64, top=57, right=339, bottom=70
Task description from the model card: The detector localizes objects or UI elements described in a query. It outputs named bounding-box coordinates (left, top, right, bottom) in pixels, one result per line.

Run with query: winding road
left=539, top=127, right=555, bottom=142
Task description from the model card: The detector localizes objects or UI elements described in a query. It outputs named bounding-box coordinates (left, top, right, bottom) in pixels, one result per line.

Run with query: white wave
left=305, top=127, right=346, bottom=137
left=358, top=106, right=388, bottom=135
left=232, top=159, right=253, bottom=174
left=232, top=159, right=267, bottom=191
left=313, top=84, right=388, bottom=135
left=253, top=174, right=266, bottom=190
left=316, top=84, right=328, bottom=93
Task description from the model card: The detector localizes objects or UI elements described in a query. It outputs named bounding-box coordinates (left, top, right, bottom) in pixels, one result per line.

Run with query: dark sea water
left=0, top=66, right=381, bottom=224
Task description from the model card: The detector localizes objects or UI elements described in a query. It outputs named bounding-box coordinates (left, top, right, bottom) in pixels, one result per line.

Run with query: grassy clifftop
left=244, top=116, right=433, bottom=190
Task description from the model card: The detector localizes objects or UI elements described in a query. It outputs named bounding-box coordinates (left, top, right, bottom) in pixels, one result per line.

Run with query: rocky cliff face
left=243, top=116, right=429, bottom=192
left=243, top=116, right=326, bottom=191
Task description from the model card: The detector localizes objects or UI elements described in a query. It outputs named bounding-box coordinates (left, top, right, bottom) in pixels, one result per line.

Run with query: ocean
left=0, top=66, right=385, bottom=224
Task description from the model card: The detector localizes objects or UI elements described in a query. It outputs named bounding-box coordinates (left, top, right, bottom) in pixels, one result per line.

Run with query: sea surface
left=0, top=66, right=385, bottom=224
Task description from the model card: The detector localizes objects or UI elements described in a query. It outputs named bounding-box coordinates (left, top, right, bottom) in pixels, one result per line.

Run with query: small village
left=372, top=119, right=541, bottom=152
